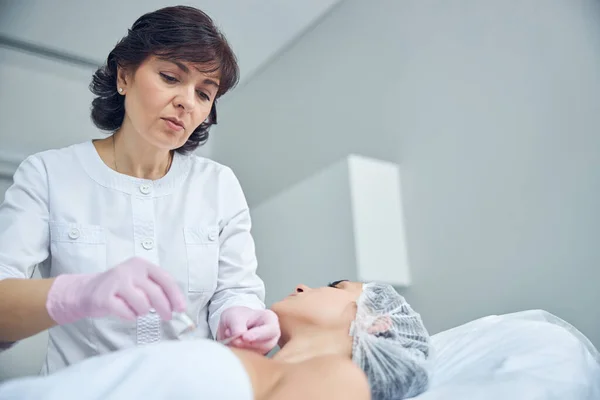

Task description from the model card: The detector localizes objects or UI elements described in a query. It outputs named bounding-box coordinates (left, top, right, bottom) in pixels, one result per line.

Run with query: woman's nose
left=175, top=86, right=195, bottom=111
left=295, top=284, right=310, bottom=293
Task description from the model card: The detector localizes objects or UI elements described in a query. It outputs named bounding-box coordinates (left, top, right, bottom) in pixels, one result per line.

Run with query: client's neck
left=272, top=327, right=353, bottom=364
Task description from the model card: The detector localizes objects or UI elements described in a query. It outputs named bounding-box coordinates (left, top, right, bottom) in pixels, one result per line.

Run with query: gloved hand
left=46, top=257, right=187, bottom=325
left=216, top=306, right=280, bottom=354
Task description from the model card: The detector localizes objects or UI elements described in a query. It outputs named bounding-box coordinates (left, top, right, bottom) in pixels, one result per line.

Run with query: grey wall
left=0, top=47, right=98, bottom=158
left=213, top=0, right=600, bottom=346
left=0, top=327, right=48, bottom=381
left=250, top=157, right=357, bottom=306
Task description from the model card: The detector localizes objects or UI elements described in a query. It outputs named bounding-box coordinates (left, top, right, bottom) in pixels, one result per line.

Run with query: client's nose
left=295, top=284, right=310, bottom=293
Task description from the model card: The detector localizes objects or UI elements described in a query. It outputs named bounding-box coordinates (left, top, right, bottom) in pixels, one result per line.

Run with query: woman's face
left=117, top=55, right=219, bottom=150
left=271, top=281, right=364, bottom=335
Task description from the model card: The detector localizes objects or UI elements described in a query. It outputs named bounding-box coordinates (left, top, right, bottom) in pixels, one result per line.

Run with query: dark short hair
left=89, top=6, right=240, bottom=154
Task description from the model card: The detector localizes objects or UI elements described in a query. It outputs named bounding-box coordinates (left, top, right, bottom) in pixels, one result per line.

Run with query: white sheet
left=0, top=340, right=253, bottom=400
left=414, top=310, right=600, bottom=400
left=0, top=310, right=597, bottom=399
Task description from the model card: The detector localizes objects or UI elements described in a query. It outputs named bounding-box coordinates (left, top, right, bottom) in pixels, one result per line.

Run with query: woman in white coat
left=0, top=5, right=279, bottom=374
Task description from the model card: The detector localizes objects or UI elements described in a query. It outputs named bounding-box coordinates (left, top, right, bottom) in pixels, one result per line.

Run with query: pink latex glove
left=46, top=257, right=187, bottom=325
left=216, top=306, right=280, bottom=354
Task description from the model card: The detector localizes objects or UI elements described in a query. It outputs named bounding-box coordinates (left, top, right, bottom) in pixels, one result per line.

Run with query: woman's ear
left=116, top=66, right=130, bottom=94
left=367, top=315, right=393, bottom=334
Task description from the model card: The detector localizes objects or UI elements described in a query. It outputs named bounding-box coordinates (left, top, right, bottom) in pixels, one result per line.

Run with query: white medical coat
left=0, top=141, right=266, bottom=374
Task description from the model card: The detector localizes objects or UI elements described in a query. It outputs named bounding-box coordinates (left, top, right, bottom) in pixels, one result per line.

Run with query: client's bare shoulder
left=230, top=348, right=283, bottom=400
left=231, top=349, right=369, bottom=400
left=272, top=355, right=369, bottom=400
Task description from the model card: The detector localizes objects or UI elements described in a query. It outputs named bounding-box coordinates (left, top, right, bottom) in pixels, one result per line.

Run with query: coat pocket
left=183, top=225, right=219, bottom=294
left=49, top=222, right=107, bottom=274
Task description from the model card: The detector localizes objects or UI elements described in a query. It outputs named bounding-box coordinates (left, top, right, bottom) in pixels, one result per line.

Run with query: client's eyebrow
left=327, top=280, right=349, bottom=288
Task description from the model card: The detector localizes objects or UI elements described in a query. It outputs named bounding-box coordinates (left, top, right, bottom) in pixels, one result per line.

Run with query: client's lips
left=162, top=117, right=184, bottom=131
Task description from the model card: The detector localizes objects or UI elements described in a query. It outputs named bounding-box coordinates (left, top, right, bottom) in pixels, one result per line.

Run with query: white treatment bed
left=414, top=310, right=600, bottom=400
left=0, top=310, right=597, bottom=399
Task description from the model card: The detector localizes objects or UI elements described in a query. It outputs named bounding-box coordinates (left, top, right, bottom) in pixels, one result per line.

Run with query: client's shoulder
left=300, top=354, right=366, bottom=376
left=274, top=355, right=370, bottom=400
left=230, top=349, right=370, bottom=400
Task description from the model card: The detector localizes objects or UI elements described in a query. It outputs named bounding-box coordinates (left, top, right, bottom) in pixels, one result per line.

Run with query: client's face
left=271, top=280, right=364, bottom=336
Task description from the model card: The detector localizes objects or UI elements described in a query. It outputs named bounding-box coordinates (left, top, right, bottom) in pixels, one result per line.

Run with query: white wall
left=0, top=47, right=97, bottom=157
left=213, top=0, right=600, bottom=346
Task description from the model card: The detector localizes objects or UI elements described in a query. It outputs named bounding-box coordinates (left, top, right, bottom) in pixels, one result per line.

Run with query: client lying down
left=0, top=281, right=432, bottom=400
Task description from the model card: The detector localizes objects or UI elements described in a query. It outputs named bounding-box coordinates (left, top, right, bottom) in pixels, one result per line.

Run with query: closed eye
left=327, top=279, right=348, bottom=288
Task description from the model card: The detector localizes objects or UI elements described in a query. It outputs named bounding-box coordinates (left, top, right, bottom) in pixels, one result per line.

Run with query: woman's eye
left=197, top=91, right=210, bottom=101
left=160, top=73, right=178, bottom=83
left=328, top=279, right=348, bottom=288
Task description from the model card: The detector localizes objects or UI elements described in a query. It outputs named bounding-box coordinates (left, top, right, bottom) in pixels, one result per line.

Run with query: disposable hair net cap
left=350, top=282, right=432, bottom=400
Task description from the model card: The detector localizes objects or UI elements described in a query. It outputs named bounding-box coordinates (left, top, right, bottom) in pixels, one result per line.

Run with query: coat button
left=68, top=228, right=80, bottom=240
left=142, top=238, right=154, bottom=250
left=208, top=231, right=217, bottom=241
left=140, top=184, right=152, bottom=195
